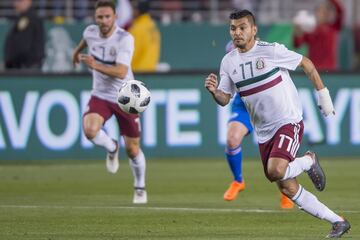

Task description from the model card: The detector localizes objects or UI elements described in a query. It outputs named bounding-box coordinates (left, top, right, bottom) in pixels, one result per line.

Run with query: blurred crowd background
left=0, top=0, right=359, bottom=72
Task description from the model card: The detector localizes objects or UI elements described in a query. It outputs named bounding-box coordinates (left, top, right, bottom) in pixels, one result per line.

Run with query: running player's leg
left=123, top=136, right=144, bottom=190
left=277, top=177, right=349, bottom=238
left=262, top=122, right=350, bottom=238
left=83, top=113, right=116, bottom=151
left=83, top=96, right=119, bottom=173
left=123, top=136, right=147, bottom=204
left=224, top=96, right=252, bottom=201
left=114, top=106, right=147, bottom=204
left=223, top=121, right=248, bottom=201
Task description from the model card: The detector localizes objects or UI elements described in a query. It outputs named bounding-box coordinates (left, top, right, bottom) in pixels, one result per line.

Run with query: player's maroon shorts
left=258, top=121, right=304, bottom=180
left=84, top=95, right=140, bottom=138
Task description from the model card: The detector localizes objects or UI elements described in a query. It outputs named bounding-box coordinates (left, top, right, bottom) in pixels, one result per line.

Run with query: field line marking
left=0, top=205, right=359, bottom=213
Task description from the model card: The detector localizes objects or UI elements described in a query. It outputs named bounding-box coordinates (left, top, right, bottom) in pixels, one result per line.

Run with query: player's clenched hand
left=205, top=73, right=218, bottom=93
left=79, top=54, right=96, bottom=69
left=317, top=87, right=335, bottom=116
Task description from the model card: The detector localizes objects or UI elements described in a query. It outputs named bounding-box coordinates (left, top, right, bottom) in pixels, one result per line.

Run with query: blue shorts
left=228, top=94, right=253, bottom=134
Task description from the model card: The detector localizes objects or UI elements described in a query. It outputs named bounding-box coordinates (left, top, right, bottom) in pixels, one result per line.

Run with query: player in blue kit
left=223, top=41, right=294, bottom=209
left=223, top=93, right=251, bottom=200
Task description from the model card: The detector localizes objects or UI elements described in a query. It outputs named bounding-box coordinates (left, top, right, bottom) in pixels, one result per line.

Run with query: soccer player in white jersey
left=72, top=0, right=147, bottom=204
left=205, top=10, right=350, bottom=238
left=223, top=41, right=294, bottom=209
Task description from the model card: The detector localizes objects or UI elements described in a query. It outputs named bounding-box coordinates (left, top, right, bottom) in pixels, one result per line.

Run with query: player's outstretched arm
left=204, top=73, right=231, bottom=106
left=299, top=56, right=335, bottom=116
left=73, top=39, right=87, bottom=67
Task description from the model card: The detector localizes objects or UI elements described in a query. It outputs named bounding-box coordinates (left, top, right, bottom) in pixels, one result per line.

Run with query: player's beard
left=100, top=22, right=115, bottom=36
left=233, top=37, right=253, bottom=50
left=233, top=39, right=246, bottom=49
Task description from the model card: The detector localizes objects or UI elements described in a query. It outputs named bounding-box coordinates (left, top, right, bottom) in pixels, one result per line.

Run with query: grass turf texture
left=0, top=158, right=359, bottom=239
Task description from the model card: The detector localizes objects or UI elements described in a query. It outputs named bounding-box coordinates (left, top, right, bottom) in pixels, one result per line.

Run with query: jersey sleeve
left=273, top=43, right=303, bottom=70
left=218, top=57, right=236, bottom=97
left=116, top=33, right=134, bottom=67
left=82, top=25, right=96, bottom=43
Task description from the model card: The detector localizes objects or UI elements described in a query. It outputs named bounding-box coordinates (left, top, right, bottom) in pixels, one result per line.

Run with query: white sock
left=292, top=185, right=343, bottom=223
left=129, top=149, right=146, bottom=188
left=281, top=155, right=313, bottom=180
left=91, top=129, right=116, bottom=152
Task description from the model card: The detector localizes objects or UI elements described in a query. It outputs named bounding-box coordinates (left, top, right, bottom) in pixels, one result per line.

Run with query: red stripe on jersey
left=240, top=75, right=282, bottom=97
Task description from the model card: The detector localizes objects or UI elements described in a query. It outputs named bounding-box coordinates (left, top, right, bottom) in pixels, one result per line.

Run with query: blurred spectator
left=74, top=0, right=89, bottom=21
left=116, top=0, right=133, bottom=29
left=354, top=24, right=360, bottom=70
left=4, top=0, right=45, bottom=70
left=74, top=0, right=89, bottom=20
left=128, top=0, right=161, bottom=72
left=42, top=27, right=82, bottom=73
left=38, top=0, right=65, bottom=23
left=38, top=0, right=89, bottom=23
left=293, top=0, right=344, bottom=71
left=232, top=0, right=256, bottom=13
left=53, top=1, right=66, bottom=24
left=160, top=0, right=182, bottom=24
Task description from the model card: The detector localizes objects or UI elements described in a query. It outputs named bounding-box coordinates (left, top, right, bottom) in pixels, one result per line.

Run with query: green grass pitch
left=0, top=158, right=359, bottom=239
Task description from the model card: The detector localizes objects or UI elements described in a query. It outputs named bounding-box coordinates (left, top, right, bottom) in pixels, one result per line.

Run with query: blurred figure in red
left=293, top=0, right=344, bottom=71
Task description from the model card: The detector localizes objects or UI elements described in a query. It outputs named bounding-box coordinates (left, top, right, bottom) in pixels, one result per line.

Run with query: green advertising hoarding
left=0, top=72, right=360, bottom=160
left=0, top=22, right=353, bottom=71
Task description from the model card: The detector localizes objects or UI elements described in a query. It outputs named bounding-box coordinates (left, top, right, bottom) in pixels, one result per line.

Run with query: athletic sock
left=129, top=149, right=146, bottom=188
left=281, top=155, right=313, bottom=180
left=225, top=145, right=243, bottom=182
left=292, top=185, right=343, bottom=223
left=90, top=129, right=116, bottom=152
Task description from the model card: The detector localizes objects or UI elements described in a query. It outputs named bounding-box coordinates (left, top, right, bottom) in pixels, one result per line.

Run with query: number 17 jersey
left=218, top=41, right=303, bottom=143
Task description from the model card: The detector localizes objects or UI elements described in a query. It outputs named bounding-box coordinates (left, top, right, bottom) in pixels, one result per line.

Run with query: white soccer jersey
left=218, top=41, right=303, bottom=143
left=83, top=24, right=135, bottom=103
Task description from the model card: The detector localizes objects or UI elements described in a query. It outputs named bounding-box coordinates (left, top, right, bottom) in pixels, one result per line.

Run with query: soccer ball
left=117, top=80, right=151, bottom=114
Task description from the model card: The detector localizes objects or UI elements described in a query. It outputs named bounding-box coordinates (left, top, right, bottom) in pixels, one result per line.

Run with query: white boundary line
left=0, top=205, right=359, bottom=213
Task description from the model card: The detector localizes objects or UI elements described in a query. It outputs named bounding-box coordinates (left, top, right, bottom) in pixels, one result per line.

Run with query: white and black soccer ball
left=117, top=80, right=151, bottom=114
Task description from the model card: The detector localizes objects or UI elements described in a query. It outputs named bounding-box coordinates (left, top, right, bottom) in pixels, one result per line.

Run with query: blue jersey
left=225, top=40, right=253, bottom=133
left=228, top=93, right=253, bottom=133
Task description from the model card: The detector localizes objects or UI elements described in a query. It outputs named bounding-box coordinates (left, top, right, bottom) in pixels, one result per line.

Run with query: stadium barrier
left=0, top=72, right=359, bottom=160
left=0, top=22, right=354, bottom=71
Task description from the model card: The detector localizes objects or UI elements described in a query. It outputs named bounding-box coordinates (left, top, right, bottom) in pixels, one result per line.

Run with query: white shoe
left=133, top=189, right=147, bottom=204
left=106, top=140, right=119, bottom=174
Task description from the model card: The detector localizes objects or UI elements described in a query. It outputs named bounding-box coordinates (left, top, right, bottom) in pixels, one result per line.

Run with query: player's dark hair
left=229, top=9, right=256, bottom=26
left=95, top=0, right=116, bottom=13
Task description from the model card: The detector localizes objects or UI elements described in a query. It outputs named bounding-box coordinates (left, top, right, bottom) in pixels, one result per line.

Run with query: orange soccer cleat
left=280, top=193, right=294, bottom=209
left=223, top=180, right=245, bottom=201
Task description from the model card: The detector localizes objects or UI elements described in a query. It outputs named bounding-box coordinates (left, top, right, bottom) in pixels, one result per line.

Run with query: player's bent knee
left=83, top=127, right=99, bottom=140
left=124, top=136, right=141, bottom=158
left=126, top=146, right=139, bottom=159
left=267, top=167, right=285, bottom=182
left=227, top=132, right=243, bottom=149
left=125, top=142, right=140, bottom=158
left=267, top=175, right=279, bottom=182
left=227, top=137, right=241, bottom=149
